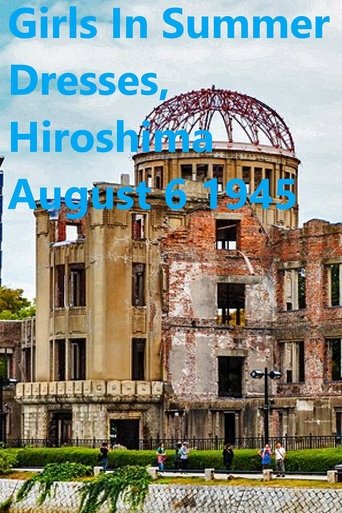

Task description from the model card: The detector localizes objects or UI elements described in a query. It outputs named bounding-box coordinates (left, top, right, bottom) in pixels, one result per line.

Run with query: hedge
left=2, top=447, right=342, bottom=473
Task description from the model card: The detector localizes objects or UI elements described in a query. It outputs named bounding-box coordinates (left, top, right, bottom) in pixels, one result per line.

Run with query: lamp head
left=250, top=370, right=264, bottom=379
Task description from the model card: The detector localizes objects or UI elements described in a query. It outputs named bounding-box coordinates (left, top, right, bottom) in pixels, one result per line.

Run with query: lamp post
left=250, top=367, right=281, bottom=444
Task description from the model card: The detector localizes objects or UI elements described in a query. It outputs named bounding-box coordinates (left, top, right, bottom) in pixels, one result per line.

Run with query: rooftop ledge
left=134, top=141, right=298, bottom=160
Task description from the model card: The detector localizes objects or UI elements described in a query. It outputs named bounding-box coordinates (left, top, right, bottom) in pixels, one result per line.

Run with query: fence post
left=285, top=433, right=288, bottom=452
left=215, top=435, right=218, bottom=450
left=309, top=433, right=312, bottom=450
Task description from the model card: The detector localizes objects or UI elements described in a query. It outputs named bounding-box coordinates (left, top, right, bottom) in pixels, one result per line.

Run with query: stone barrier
left=0, top=479, right=342, bottom=512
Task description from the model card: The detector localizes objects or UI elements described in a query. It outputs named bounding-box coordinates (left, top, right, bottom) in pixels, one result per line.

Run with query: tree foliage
left=0, top=286, right=35, bottom=319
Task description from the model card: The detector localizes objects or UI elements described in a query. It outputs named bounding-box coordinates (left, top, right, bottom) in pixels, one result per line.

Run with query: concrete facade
left=14, top=89, right=342, bottom=445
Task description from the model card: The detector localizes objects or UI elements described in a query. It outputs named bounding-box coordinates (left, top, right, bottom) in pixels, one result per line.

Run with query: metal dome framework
left=140, top=88, right=295, bottom=153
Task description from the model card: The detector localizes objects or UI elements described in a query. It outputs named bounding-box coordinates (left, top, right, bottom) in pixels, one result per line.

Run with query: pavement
left=13, top=467, right=329, bottom=481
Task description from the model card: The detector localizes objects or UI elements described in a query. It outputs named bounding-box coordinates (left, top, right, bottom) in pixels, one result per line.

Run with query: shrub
left=0, top=450, right=17, bottom=474
left=7, top=447, right=342, bottom=473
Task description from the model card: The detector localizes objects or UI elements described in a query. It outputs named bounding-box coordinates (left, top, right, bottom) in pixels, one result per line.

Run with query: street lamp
left=250, top=367, right=281, bottom=444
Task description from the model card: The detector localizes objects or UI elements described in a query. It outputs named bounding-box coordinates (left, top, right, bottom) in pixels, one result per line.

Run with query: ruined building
left=15, top=89, right=342, bottom=447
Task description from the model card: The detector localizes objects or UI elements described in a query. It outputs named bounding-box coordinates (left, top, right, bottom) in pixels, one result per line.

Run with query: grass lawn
left=157, top=476, right=342, bottom=489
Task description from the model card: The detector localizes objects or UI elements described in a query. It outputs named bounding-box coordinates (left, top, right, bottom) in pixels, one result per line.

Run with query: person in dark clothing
left=174, top=441, right=182, bottom=470
left=99, top=442, right=109, bottom=471
left=223, top=443, right=234, bottom=470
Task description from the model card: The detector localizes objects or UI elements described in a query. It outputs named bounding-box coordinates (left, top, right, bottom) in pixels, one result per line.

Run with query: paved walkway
left=14, top=467, right=330, bottom=481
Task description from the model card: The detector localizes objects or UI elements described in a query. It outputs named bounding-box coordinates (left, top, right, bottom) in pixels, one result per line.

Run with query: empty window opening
left=70, top=339, right=86, bottom=380
left=154, top=166, right=163, bottom=189
left=69, top=264, right=86, bottom=307
left=196, top=164, right=209, bottom=181
left=55, top=265, right=65, bottom=308
left=218, top=356, right=243, bottom=397
left=22, top=347, right=35, bottom=382
left=0, top=350, right=13, bottom=380
left=330, top=339, right=342, bottom=381
left=284, top=268, right=306, bottom=311
left=217, top=283, right=245, bottom=327
left=216, top=220, right=240, bottom=250
left=181, top=164, right=193, bottom=180
left=55, top=340, right=66, bottom=381
left=282, top=341, right=305, bottom=383
left=213, top=165, right=224, bottom=191
left=329, top=264, right=341, bottom=307
left=132, top=263, right=146, bottom=307
left=66, top=224, right=78, bottom=241
left=132, top=338, right=145, bottom=380
left=146, top=168, right=153, bottom=187
left=254, top=168, right=262, bottom=190
left=242, top=167, right=251, bottom=194
left=132, top=214, right=146, bottom=240
left=138, top=168, right=144, bottom=183
left=265, top=168, right=273, bottom=196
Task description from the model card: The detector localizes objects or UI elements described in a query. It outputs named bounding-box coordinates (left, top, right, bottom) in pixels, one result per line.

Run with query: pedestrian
left=174, top=441, right=182, bottom=470
left=99, top=441, right=109, bottom=471
left=274, top=441, right=286, bottom=477
left=156, top=442, right=167, bottom=472
left=223, top=443, right=234, bottom=470
left=179, top=441, right=189, bottom=471
left=259, top=443, right=272, bottom=470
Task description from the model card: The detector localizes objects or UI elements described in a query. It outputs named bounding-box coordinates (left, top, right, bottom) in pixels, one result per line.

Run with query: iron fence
left=4, top=434, right=342, bottom=451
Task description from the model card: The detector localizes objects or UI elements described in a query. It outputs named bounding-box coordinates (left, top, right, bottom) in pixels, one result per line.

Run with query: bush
left=7, top=447, right=342, bottom=473
left=0, top=450, right=17, bottom=474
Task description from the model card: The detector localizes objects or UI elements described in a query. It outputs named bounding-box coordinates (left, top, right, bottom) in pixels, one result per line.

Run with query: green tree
left=0, top=286, right=35, bottom=319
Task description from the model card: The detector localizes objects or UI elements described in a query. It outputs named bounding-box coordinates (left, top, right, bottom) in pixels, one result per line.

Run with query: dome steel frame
left=139, top=88, right=295, bottom=153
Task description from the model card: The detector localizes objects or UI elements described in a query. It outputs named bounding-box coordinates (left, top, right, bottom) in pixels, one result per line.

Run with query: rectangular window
left=69, top=264, right=86, bottom=307
left=337, top=412, right=342, bottom=435
left=146, top=168, right=153, bottom=187
left=132, top=338, right=145, bottom=380
left=217, top=283, right=245, bottom=327
left=55, top=265, right=65, bottom=308
left=55, top=340, right=66, bottom=381
left=218, top=356, right=243, bottom=397
left=216, top=220, right=239, bottom=250
left=132, top=214, right=146, bottom=240
left=254, top=167, right=262, bottom=190
left=265, top=168, right=273, bottom=196
left=0, top=351, right=14, bottom=380
left=180, top=164, right=193, bottom=180
left=154, top=166, right=163, bottom=189
left=66, top=224, right=78, bottom=241
left=329, top=264, right=341, bottom=307
left=213, top=165, right=224, bottom=191
left=284, top=268, right=306, bottom=310
left=70, top=339, right=86, bottom=380
left=242, top=167, right=251, bottom=194
left=331, top=339, right=342, bottom=381
left=132, top=263, right=146, bottom=307
left=22, top=347, right=35, bottom=382
left=282, top=341, right=305, bottom=383
left=196, top=164, right=208, bottom=181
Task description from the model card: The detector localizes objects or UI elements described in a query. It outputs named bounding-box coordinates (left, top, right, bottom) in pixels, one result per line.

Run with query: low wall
left=0, top=479, right=342, bottom=512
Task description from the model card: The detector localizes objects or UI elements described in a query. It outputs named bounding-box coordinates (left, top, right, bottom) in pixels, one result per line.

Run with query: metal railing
left=4, top=434, right=342, bottom=451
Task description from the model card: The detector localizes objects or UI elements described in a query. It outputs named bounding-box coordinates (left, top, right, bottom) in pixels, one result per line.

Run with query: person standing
left=179, top=441, right=189, bottom=470
left=99, top=441, right=109, bottom=471
left=259, top=443, right=272, bottom=471
left=174, top=441, right=182, bottom=470
left=156, top=442, right=167, bottom=472
left=275, top=441, right=286, bottom=477
left=223, top=443, right=234, bottom=470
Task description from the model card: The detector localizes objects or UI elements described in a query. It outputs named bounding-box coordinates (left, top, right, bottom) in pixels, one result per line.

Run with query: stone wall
left=1, top=480, right=342, bottom=513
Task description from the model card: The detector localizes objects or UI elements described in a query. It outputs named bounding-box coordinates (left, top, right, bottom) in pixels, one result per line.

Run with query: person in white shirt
left=275, top=441, right=286, bottom=477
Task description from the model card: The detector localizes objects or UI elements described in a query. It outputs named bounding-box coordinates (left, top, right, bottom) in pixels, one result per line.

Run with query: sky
left=0, top=0, right=341, bottom=299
